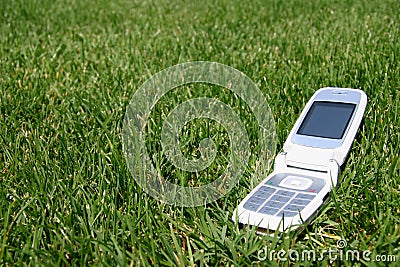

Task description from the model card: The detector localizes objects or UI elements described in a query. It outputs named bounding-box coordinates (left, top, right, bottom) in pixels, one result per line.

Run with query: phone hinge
left=274, top=152, right=340, bottom=186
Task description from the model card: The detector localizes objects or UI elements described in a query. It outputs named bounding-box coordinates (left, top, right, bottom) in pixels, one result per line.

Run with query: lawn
left=0, top=0, right=399, bottom=265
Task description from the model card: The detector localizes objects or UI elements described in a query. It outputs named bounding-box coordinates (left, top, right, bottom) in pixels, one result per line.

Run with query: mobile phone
left=232, top=87, right=368, bottom=232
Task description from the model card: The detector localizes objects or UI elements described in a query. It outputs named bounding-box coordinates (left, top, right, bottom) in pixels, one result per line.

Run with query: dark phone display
left=297, top=101, right=356, bottom=139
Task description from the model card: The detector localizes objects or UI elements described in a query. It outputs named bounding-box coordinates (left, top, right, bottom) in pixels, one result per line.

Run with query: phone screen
left=297, top=101, right=356, bottom=139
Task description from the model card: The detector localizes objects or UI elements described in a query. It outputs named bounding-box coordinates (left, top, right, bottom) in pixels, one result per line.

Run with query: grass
left=0, top=0, right=399, bottom=265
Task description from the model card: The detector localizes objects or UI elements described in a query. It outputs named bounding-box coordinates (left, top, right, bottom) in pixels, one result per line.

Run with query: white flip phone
left=233, top=87, right=368, bottom=232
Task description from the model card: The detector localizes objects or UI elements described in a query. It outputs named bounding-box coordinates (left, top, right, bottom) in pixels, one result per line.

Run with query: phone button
left=306, top=179, right=325, bottom=193
left=284, top=204, right=304, bottom=212
left=243, top=202, right=258, bottom=211
left=259, top=206, right=279, bottom=215
left=264, top=174, right=326, bottom=193
left=253, top=186, right=276, bottom=199
left=280, top=176, right=313, bottom=190
left=264, top=175, right=283, bottom=187
left=290, top=198, right=311, bottom=206
left=263, top=200, right=286, bottom=209
left=270, top=194, right=291, bottom=203
left=246, top=196, right=266, bottom=206
left=277, top=211, right=298, bottom=218
left=276, top=190, right=296, bottom=197
left=296, top=193, right=315, bottom=200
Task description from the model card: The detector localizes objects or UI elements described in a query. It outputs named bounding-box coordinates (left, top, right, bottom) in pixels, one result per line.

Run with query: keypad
left=242, top=173, right=324, bottom=218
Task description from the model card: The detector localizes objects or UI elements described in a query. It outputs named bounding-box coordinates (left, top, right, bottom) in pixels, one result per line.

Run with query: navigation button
left=280, top=176, right=313, bottom=190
